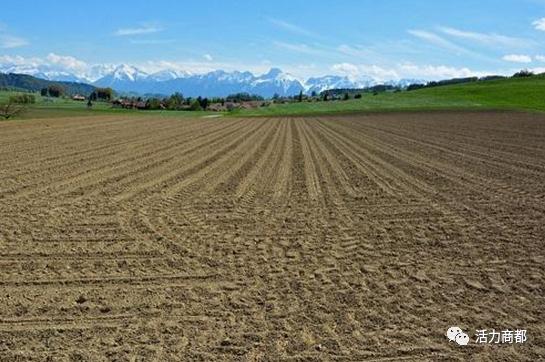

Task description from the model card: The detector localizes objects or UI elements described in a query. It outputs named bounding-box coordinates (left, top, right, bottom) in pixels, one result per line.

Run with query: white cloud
left=337, top=44, right=374, bottom=59
left=331, top=62, right=488, bottom=81
left=0, top=54, right=263, bottom=81
left=332, top=64, right=399, bottom=81
left=129, top=39, right=174, bottom=45
left=138, top=59, right=271, bottom=77
left=0, top=53, right=509, bottom=84
left=439, top=26, right=532, bottom=48
left=408, top=29, right=469, bottom=55
left=529, top=67, right=545, bottom=74
left=0, top=23, right=29, bottom=48
left=0, top=54, right=39, bottom=65
left=203, top=54, right=213, bottom=61
left=46, top=53, right=87, bottom=71
left=398, top=63, right=487, bottom=79
left=114, top=24, right=162, bottom=36
left=272, top=41, right=325, bottom=56
left=535, top=55, right=545, bottom=62
left=502, top=54, right=532, bottom=63
left=358, top=65, right=400, bottom=80
left=331, top=63, right=361, bottom=78
left=532, top=18, right=545, bottom=31
left=267, top=18, right=317, bottom=38
left=0, top=34, right=28, bottom=48
left=0, top=54, right=108, bottom=81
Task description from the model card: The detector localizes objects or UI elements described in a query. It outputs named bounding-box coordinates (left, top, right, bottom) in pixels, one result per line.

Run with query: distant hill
left=0, top=72, right=95, bottom=96
left=235, top=73, right=545, bottom=116
left=404, top=72, right=545, bottom=110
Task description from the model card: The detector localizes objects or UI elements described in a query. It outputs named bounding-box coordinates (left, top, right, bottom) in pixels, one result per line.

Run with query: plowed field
left=1, top=111, right=544, bottom=360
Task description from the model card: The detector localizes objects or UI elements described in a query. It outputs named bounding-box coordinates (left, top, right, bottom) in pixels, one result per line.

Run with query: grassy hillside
left=235, top=74, right=545, bottom=116
left=0, top=73, right=95, bottom=95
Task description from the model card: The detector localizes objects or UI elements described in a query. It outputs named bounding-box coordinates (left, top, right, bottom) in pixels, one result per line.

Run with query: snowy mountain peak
left=148, top=69, right=191, bottom=81
left=0, top=58, right=426, bottom=97
left=263, top=68, right=283, bottom=78
left=305, top=75, right=372, bottom=94
left=111, top=64, right=148, bottom=81
left=259, top=68, right=298, bottom=82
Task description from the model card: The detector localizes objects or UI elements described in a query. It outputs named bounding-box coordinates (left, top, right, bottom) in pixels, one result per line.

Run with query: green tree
left=90, top=87, right=113, bottom=101
left=298, top=90, right=303, bottom=102
left=146, top=98, right=162, bottom=110
left=199, top=97, right=209, bottom=110
left=513, top=69, right=534, bottom=78
left=166, top=92, right=184, bottom=110
left=47, top=85, right=65, bottom=98
left=9, top=94, right=35, bottom=104
left=0, top=101, right=26, bottom=119
left=189, top=99, right=203, bottom=111
left=226, top=92, right=264, bottom=102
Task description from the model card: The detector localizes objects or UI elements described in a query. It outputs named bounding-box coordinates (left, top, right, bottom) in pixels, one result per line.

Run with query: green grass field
left=235, top=74, right=545, bottom=116
left=2, top=74, right=545, bottom=119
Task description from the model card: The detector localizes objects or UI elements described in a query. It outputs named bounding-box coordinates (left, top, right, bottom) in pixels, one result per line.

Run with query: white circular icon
left=447, top=326, right=469, bottom=346
left=455, top=332, right=469, bottom=346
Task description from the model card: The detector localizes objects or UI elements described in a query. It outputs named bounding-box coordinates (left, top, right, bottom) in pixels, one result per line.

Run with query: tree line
left=406, top=70, right=535, bottom=91
left=115, top=92, right=265, bottom=111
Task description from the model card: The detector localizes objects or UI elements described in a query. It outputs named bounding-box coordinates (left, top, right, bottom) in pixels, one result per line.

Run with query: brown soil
left=0, top=111, right=544, bottom=361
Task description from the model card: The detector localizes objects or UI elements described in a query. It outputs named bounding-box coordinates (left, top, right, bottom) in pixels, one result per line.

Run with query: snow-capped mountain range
left=0, top=61, right=425, bottom=97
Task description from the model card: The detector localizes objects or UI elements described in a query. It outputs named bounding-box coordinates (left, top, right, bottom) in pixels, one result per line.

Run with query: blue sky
left=2, top=0, right=545, bottom=80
